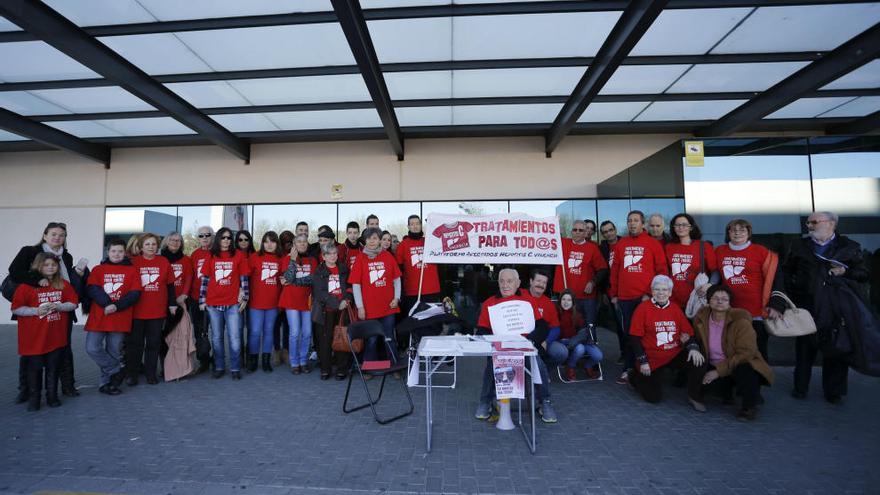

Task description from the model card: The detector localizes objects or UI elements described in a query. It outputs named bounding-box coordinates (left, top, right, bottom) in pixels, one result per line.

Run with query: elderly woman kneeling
left=628, top=275, right=706, bottom=411
left=692, top=285, right=774, bottom=421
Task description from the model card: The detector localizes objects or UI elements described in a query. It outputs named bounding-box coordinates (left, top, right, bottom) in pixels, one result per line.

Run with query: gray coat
left=311, top=261, right=351, bottom=325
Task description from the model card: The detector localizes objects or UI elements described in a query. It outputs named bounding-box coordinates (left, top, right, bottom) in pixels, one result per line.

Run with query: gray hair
left=498, top=268, right=520, bottom=282
left=294, top=233, right=309, bottom=243
left=572, top=219, right=587, bottom=229
left=650, top=274, right=674, bottom=291
left=815, top=211, right=838, bottom=223
left=320, top=243, right=338, bottom=256
left=159, top=231, right=183, bottom=251
left=648, top=213, right=665, bottom=224
left=196, top=225, right=214, bottom=235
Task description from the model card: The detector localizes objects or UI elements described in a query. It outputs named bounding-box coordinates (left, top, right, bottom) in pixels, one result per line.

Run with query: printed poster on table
left=493, top=352, right=525, bottom=400
left=424, top=213, right=564, bottom=265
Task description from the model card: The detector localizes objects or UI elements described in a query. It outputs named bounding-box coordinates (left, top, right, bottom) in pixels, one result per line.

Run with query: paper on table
left=421, top=339, right=459, bottom=355
left=458, top=341, right=493, bottom=355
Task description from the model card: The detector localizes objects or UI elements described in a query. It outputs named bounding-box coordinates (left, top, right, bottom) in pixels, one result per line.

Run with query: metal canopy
left=545, top=0, right=668, bottom=156
left=827, top=109, right=880, bottom=135
left=696, top=22, right=880, bottom=137
left=0, top=0, right=250, bottom=163
left=0, top=107, right=110, bottom=164
left=331, top=0, right=403, bottom=160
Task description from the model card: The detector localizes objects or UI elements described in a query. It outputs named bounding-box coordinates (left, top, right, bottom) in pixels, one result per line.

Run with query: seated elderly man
left=474, top=268, right=557, bottom=423
left=628, top=275, right=706, bottom=411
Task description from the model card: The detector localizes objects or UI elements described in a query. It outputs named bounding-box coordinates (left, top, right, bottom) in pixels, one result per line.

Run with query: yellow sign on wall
left=685, top=141, right=705, bottom=167
left=331, top=184, right=343, bottom=200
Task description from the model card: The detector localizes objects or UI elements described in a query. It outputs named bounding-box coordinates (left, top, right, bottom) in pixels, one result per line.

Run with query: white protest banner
left=493, top=352, right=525, bottom=400
left=487, top=300, right=536, bottom=336
left=424, top=212, right=563, bottom=265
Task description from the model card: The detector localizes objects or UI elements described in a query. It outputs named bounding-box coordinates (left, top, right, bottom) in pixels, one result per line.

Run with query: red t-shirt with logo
left=249, top=252, right=282, bottom=310
left=629, top=300, right=693, bottom=369
left=344, top=243, right=361, bottom=269
left=519, top=289, right=560, bottom=328
left=349, top=251, right=401, bottom=319
left=715, top=243, right=770, bottom=318
left=553, top=238, right=608, bottom=299
left=86, top=262, right=143, bottom=333
left=477, top=293, right=542, bottom=332
left=12, top=282, right=77, bottom=355
left=609, top=231, right=668, bottom=300
left=431, top=222, right=474, bottom=252
left=200, top=251, right=250, bottom=307
left=167, top=255, right=193, bottom=300
left=327, top=265, right=344, bottom=299
left=665, top=241, right=717, bottom=308
left=189, top=248, right=212, bottom=300
left=132, top=255, right=174, bottom=320
left=395, top=236, right=440, bottom=296
left=279, top=255, right=317, bottom=311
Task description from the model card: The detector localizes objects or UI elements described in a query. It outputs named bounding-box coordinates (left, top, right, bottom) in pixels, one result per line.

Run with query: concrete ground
left=0, top=325, right=878, bottom=495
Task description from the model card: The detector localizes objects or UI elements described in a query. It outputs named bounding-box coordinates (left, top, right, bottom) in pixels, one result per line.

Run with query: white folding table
left=413, top=335, right=540, bottom=454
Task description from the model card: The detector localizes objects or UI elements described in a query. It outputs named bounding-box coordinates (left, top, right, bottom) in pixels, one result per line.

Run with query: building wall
left=0, top=133, right=681, bottom=322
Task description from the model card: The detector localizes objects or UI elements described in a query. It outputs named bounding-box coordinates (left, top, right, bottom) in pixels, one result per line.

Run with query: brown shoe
left=302, top=363, right=312, bottom=374
left=290, top=366, right=301, bottom=375
left=565, top=367, right=576, bottom=381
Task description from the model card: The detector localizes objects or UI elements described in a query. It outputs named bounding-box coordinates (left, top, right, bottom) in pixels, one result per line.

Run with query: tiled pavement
left=0, top=325, right=878, bottom=495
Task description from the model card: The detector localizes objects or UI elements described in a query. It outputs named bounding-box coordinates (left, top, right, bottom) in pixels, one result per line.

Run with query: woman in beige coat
left=692, top=285, right=774, bottom=421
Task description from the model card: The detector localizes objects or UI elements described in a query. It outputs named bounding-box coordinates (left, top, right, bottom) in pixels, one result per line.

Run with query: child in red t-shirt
left=12, top=253, right=79, bottom=411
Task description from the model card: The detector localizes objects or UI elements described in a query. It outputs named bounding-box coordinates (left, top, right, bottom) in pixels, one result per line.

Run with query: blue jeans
left=364, top=314, right=397, bottom=364
left=85, top=331, right=124, bottom=386
left=248, top=308, right=277, bottom=354
left=564, top=340, right=604, bottom=368
left=286, top=309, right=312, bottom=366
left=577, top=298, right=599, bottom=326
left=207, top=305, right=242, bottom=372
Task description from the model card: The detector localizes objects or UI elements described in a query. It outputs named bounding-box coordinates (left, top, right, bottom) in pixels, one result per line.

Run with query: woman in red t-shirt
left=380, top=230, right=394, bottom=254
left=129, top=233, right=177, bottom=385
left=350, top=228, right=402, bottom=363
left=12, top=253, right=78, bottom=411
left=714, top=218, right=780, bottom=360
left=198, top=227, right=250, bottom=380
left=280, top=234, right=318, bottom=374
left=247, top=231, right=282, bottom=373
left=665, top=213, right=718, bottom=310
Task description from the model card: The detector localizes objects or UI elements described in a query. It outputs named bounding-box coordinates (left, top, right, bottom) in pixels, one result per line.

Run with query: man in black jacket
left=780, top=211, right=869, bottom=404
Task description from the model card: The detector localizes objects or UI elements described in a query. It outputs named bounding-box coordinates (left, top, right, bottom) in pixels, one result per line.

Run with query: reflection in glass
left=104, top=206, right=179, bottom=249
left=177, top=206, right=252, bottom=255
left=338, top=202, right=421, bottom=239
left=252, top=204, right=336, bottom=244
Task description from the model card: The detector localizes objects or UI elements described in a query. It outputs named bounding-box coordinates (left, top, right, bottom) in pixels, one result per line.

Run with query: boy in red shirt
left=85, top=240, right=143, bottom=396
left=396, top=215, right=441, bottom=314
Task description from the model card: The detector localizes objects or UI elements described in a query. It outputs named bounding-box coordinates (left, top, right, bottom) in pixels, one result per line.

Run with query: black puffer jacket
left=311, top=262, right=351, bottom=326
left=778, top=233, right=869, bottom=314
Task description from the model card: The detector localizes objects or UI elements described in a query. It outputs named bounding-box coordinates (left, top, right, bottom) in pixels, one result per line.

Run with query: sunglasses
left=572, top=228, right=585, bottom=232
left=46, top=222, right=67, bottom=229
left=237, top=238, right=249, bottom=242
left=220, top=236, right=233, bottom=240
left=198, top=233, right=213, bottom=238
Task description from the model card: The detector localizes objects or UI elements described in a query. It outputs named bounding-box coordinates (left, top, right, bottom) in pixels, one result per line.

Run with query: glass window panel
left=452, top=12, right=621, bottom=60
left=451, top=103, right=562, bottom=125
left=46, top=121, right=123, bottom=138
left=369, top=18, right=452, bottom=64
left=0, top=41, right=99, bottom=82
left=265, top=108, right=382, bottom=130
left=99, top=33, right=213, bottom=75
left=396, top=106, right=452, bottom=127
left=451, top=67, right=584, bottom=98
left=210, top=113, right=279, bottom=133
left=422, top=201, right=509, bottom=216
left=138, top=0, right=333, bottom=20
left=228, top=75, right=370, bottom=105
left=819, top=96, right=880, bottom=118
left=712, top=4, right=880, bottom=54
left=95, top=117, right=196, bottom=136
left=363, top=0, right=449, bottom=6
left=0, top=16, right=20, bottom=32
left=0, top=92, right=71, bottom=116
left=578, top=102, right=650, bottom=123
left=166, top=81, right=252, bottom=108
left=177, top=205, right=253, bottom=255
left=629, top=199, right=686, bottom=239
left=0, top=129, right=27, bottom=141
left=571, top=200, right=599, bottom=241
left=29, top=87, right=155, bottom=113
left=177, top=24, right=355, bottom=71
left=597, top=200, right=633, bottom=239
left=600, top=65, right=690, bottom=95
left=764, top=97, right=855, bottom=119
left=821, top=60, right=880, bottom=90
left=104, top=206, right=180, bottom=248
left=252, top=204, right=338, bottom=244
left=683, top=142, right=812, bottom=244
left=509, top=200, right=567, bottom=217
left=44, top=0, right=155, bottom=27
left=636, top=100, right=747, bottom=121
left=667, top=62, right=810, bottom=93
left=385, top=71, right=452, bottom=100
left=631, top=8, right=752, bottom=56
left=338, top=202, right=422, bottom=239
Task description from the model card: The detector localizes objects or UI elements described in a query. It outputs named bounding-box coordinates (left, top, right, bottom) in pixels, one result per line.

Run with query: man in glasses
left=598, top=221, right=619, bottom=265
left=553, top=220, right=608, bottom=328
left=190, top=226, right=214, bottom=373
left=779, top=211, right=869, bottom=405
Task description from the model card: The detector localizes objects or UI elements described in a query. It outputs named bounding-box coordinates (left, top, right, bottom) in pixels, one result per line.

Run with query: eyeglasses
left=46, top=222, right=67, bottom=229
left=220, top=236, right=233, bottom=240
left=197, top=233, right=212, bottom=238
left=572, top=228, right=585, bottom=232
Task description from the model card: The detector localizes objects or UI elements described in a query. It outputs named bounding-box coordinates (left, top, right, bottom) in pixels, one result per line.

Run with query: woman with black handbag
left=312, top=243, right=352, bottom=380
left=7, top=222, right=88, bottom=402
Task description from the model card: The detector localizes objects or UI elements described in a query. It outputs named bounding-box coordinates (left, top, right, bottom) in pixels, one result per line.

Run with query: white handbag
left=685, top=272, right=710, bottom=319
left=765, top=291, right=817, bottom=337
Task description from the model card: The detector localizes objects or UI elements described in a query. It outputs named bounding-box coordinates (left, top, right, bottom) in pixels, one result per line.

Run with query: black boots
left=261, top=353, right=273, bottom=373
left=26, top=368, right=42, bottom=412
left=246, top=354, right=259, bottom=373
left=59, top=347, right=79, bottom=397
left=45, top=366, right=61, bottom=408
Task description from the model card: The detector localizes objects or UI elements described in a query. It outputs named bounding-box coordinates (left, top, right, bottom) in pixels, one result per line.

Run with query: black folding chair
left=342, top=320, right=414, bottom=425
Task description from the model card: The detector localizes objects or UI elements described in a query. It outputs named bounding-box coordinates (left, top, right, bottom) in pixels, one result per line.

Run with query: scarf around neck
left=42, top=243, right=70, bottom=281
left=362, top=244, right=382, bottom=259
